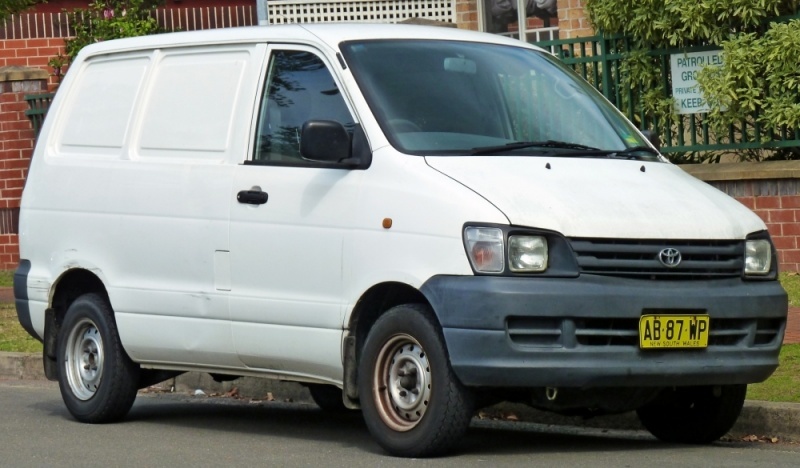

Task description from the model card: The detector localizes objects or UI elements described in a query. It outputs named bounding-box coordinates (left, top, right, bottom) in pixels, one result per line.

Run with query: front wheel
left=358, top=304, right=473, bottom=457
left=636, top=384, right=747, bottom=444
left=57, top=293, right=139, bottom=423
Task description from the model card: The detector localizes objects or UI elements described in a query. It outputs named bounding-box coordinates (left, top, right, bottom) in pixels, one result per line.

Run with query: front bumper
left=420, top=274, right=787, bottom=388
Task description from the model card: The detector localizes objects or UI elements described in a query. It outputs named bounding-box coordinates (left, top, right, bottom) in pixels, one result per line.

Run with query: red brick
left=755, top=196, right=781, bottom=209
left=4, top=179, right=25, bottom=190
left=0, top=111, right=23, bottom=122
left=767, top=223, right=784, bottom=236
left=1, top=199, right=20, bottom=210
left=779, top=249, right=800, bottom=264
left=0, top=48, right=17, bottom=59
left=769, top=209, right=796, bottom=223
left=4, top=58, right=28, bottom=67
left=780, top=223, right=800, bottom=236
left=782, top=196, right=800, bottom=208
left=27, top=56, right=51, bottom=67
left=15, top=48, right=38, bottom=58
left=753, top=210, right=769, bottom=223
left=3, top=159, right=32, bottom=170
left=735, top=197, right=756, bottom=210
left=36, top=46, right=63, bottom=57
left=25, top=39, right=50, bottom=48
left=772, top=236, right=797, bottom=250
left=0, top=93, right=20, bottom=103
left=0, top=169, right=22, bottom=180
left=2, top=101, right=29, bottom=113
left=0, top=130, right=20, bottom=141
left=4, top=140, right=32, bottom=151
left=2, top=120, right=33, bottom=131
left=0, top=151, right=23, bottom=162
left=2, top=40, right=27, bottom=49
left=1, top=188, right=23, bottom=199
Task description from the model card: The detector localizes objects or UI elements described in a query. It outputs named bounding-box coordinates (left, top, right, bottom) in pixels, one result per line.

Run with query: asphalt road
left=2, top=380, right=800, bottom=467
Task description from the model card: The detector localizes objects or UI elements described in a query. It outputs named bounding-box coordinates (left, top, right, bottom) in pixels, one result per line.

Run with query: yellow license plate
left=639, top=315, right=709, bottom=349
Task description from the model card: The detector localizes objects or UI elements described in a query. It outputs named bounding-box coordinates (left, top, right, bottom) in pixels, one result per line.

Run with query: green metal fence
left=24, top=93, right=55, bottom=139
left=533, top=31, right=800, bottom=157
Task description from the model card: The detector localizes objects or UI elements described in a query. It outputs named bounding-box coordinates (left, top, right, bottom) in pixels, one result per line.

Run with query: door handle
left=237, top=187, right=268, bottom=205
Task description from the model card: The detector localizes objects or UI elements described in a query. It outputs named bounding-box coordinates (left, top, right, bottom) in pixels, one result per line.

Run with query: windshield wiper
left=470, top=140, right=662, bottom=160
left=608, top=145, right=661, bottom=160
left=470, top=140, right=604, bottom=156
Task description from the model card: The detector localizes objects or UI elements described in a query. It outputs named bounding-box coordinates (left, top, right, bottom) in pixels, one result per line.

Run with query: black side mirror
left=300, top=120, right=372, bottom=169
left=641, top=129, right=661, bottom=151
left=300, top=120, right=350, bottom=163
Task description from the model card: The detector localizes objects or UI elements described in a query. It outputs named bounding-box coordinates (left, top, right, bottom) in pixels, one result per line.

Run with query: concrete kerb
left=2, top=351, right=799, bottom=443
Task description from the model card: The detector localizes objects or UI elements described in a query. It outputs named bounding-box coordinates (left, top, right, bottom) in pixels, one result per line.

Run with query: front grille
left=507, top=316, right=784, bottom=349
left=568, top=238, right=743, bottom=279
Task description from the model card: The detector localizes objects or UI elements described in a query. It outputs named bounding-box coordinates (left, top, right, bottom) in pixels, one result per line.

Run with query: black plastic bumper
left=420, top=274, right=788, bottom=388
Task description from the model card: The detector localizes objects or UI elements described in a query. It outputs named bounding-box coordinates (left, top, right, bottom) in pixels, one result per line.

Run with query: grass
left=747, top=344, right=800, bottom=403
left=0, top=270, right=12, bottom=288
left=0, top=271, right=797, bottom=402
left=780, top=272, right=800, bottom=307
left=0, top=302, right=42, bottom=353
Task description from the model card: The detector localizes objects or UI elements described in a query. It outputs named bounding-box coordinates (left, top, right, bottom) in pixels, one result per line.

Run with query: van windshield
left=340, top=40, right=656, bottom=159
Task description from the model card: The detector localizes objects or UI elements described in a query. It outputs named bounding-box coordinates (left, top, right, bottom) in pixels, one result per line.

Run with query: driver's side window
left=253, top=49, right=355, bottom=164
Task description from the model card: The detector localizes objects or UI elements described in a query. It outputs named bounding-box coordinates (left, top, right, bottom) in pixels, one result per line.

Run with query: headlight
left=464, top=227, right=504, bottom=273
left=745, top=239, right=771, bottom=275
left=509, top=236, right=548, bottom=272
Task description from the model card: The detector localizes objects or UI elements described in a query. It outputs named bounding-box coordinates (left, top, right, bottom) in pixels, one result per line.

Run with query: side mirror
left=300, top=120, right=350, bottom=163
left=641, top=129, right=661, bottom=151
left=300, top=120, right=372, bottom=169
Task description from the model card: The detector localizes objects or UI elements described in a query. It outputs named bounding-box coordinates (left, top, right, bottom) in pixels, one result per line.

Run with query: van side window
left=253, top=50, right=355, bottom=164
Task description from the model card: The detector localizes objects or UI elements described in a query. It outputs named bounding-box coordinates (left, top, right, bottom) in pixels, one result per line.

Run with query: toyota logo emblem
left=658, top=248, right=682, bottom=268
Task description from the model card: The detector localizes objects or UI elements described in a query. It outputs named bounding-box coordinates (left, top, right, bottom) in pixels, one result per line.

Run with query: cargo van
left=15, top=24, right=787, bottom=457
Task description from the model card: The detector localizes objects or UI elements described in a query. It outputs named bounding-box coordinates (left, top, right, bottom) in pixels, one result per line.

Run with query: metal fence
left=533, top=28, right=800, bottom=157
left=24, top=93, right=54, bottom=139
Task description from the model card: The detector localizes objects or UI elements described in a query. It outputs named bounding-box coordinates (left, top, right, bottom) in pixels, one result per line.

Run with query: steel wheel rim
left=64, top=317, right=104, bottom=401
left=372, top=333, right=432, bottom=432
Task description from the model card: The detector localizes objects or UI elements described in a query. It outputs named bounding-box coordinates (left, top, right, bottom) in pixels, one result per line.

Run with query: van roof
left=77, top=23, right=538, bottom=58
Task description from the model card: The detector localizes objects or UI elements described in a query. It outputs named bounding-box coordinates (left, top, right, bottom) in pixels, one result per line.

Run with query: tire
left=57, top=293, right=140, bottom=423
left=358, top=304, right=473, bottom=457
left=636, top=384, right=747, bottom=444
left=308, top=384, right=353, bottom=413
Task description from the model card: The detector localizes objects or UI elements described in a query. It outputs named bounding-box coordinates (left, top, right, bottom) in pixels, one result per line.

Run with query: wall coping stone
left=680, top=160, right=800, bottom=182
left=0, top=66, right=49, bottom=82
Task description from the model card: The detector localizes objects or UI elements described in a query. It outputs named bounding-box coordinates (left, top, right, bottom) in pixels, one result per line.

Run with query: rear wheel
left=57, top=293, right=139, bottom=423
left=358, top=304, right=473, bottom=457
left=308, top=384, right=352, bottom=412
left=636, top=384, right=747, bottom=444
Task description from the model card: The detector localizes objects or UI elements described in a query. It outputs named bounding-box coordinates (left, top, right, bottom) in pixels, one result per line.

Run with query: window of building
left=480, top=0, right=559, bottom=42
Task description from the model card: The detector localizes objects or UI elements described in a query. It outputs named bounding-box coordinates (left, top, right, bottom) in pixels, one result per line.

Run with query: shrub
left=64, top=0, right=163, bottom=63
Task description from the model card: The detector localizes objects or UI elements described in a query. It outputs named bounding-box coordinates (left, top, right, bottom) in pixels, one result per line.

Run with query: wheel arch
left=343, top=281, right=437, bottom=406
left=347, top=281, right=430, bottom=357
left=42, top=268, right=109, bottom=380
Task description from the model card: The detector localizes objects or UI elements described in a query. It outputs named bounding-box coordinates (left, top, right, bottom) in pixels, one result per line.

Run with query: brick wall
left=456, top=0, right=479, bottom=30
left=683, top=162, right=800, bottom=273
left=557, top=0, right=592, bottom=39
left=715, top=182, right=800, bottom=272
left=0, top=72, right=48, bottom=270
left=0, top=38, right=65, bottom=89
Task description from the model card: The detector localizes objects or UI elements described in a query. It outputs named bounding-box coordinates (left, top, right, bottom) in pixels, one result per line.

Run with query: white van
left=15, top=24, right=787, bottom=456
